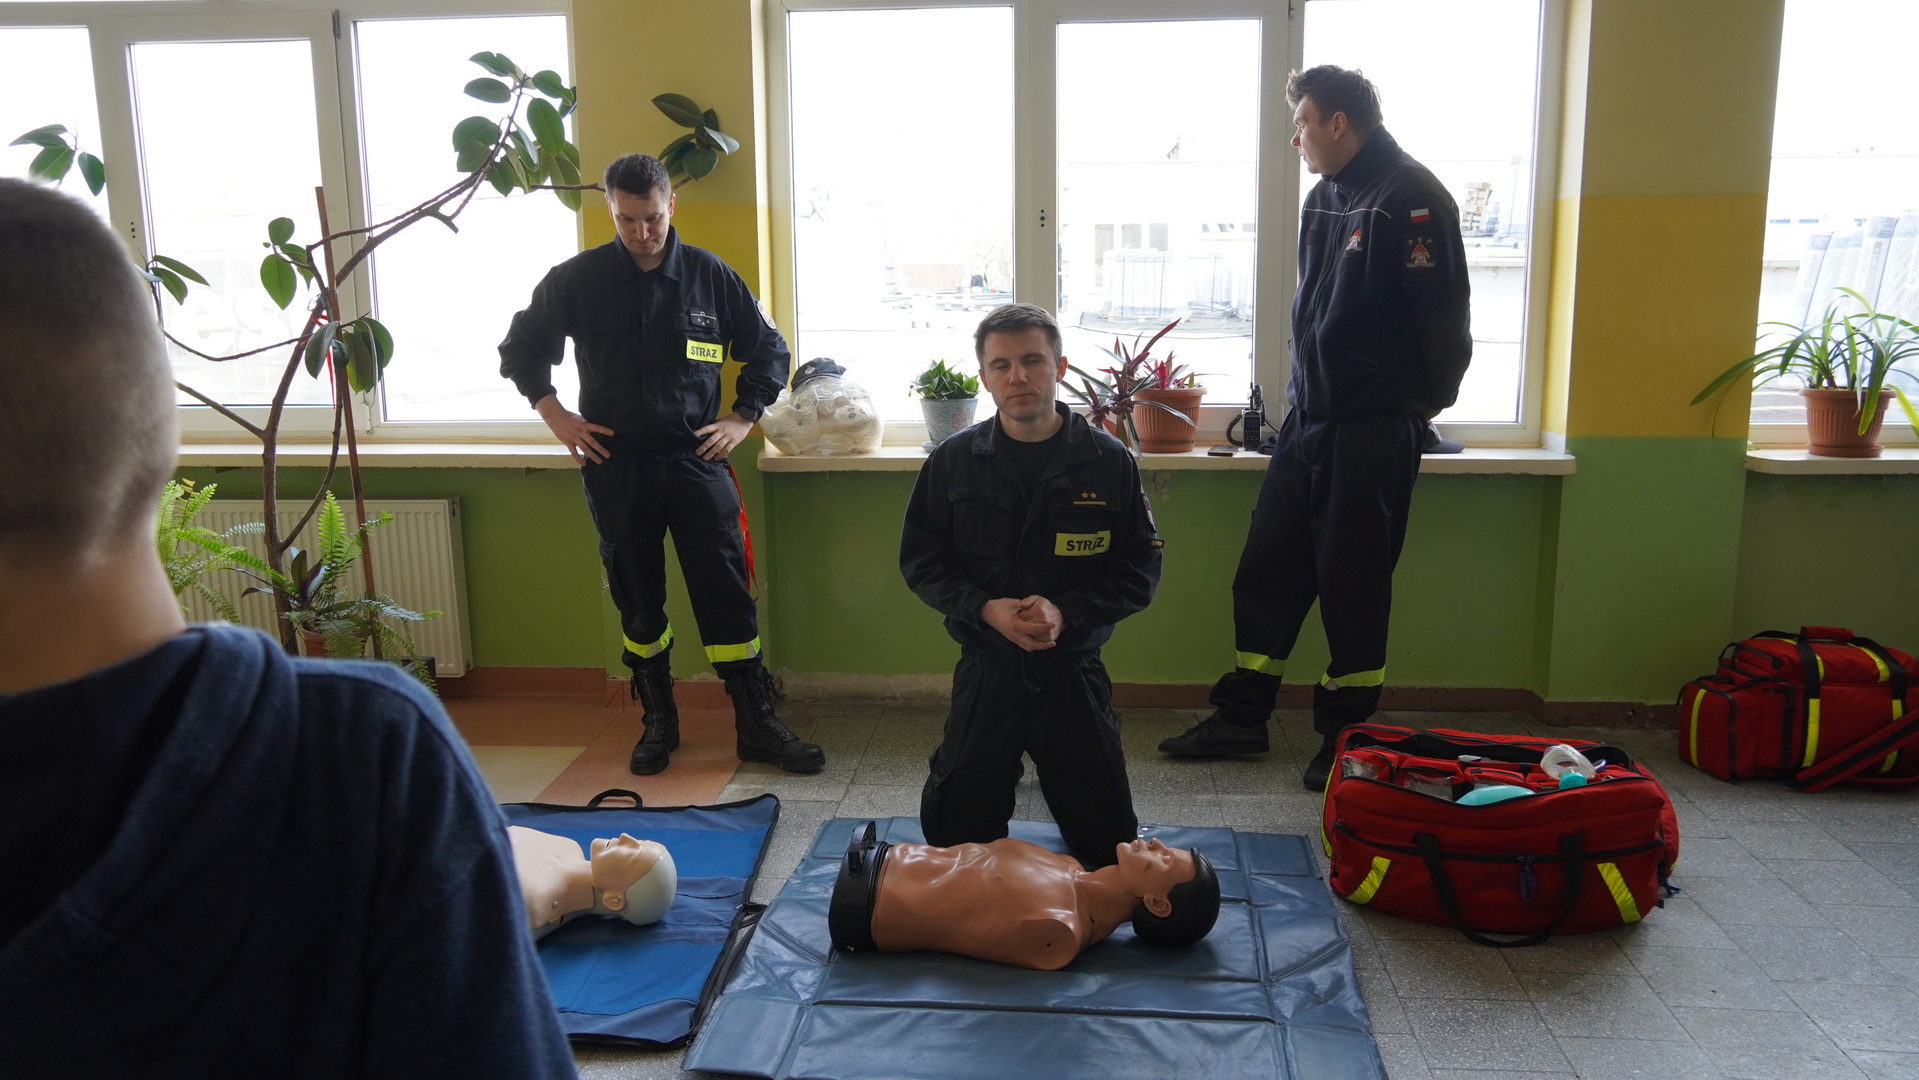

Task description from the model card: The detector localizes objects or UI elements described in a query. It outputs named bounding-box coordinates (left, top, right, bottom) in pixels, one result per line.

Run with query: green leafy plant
left=1060, top=318, right=1196, bottom=449
left=652, top=93, right=740, bottom=186
left=156, top=479, right=261, bottom=623
left=14, top=49, right=582, bottom=653
left=1693, top=287, right=1919, bottom=435
left=223, top=492, right=439, bottom=688
left=908, top=360, right=980, bottom=401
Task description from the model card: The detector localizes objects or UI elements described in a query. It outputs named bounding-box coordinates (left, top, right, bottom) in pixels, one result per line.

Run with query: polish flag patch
left=1409, top=208, right=1431, bottom=223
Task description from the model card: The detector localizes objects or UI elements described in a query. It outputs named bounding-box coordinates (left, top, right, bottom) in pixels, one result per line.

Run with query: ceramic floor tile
left=1627, top=945, right=1798, bottom=1011
left=1765, top=859, right=1919, bottom=909
left=1682, top=874, right=1839, bottom=929
left=1672, top=1006, right=1869, bottom=1080
left=1553, top=1034, right=1719, bottom=1079
left=1726, top=821, right=1859, bottom=862
left=1784, top=984, right=1919, bottom=1053
left=1820, top=903, right=1919, bottom=959
left=1845, top=843, right=1919, bottom=885
left=1373, top=1031, right=1435, bottom=1078
left=1720, top=922, right=1909, bottom=987
left=466, top=745, right=586, bottom=803
left=1848, top=1051, right=1919, bottom=1080
left=1516, top=972, right=1690, bottom=1042
left=1378, top=939, right=1527, bottom=1001
left=1403, top=997, right=1571, bottom=1073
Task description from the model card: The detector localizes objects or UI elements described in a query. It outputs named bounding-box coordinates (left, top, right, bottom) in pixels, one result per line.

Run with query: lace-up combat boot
left=627, top=665, right=681, bottom=775
left=724, top=665, right=825, bottom=774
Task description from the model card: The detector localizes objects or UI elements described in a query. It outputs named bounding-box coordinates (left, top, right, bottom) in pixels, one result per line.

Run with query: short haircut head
left=0, top=179, right=174, bottom=564
left=1287, top=65, right=1383, bottom=135
left=1130, top=849, right=1222, bottom=948
left=973, top=303, right=1063, bottom=364
left=603, top=154, right=673, bottom=200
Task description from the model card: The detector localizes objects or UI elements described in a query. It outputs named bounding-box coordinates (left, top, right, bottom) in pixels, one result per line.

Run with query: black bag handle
left=1414, top=832, right=1585, bottom=948
left=586, top=788, right=644, bottom=808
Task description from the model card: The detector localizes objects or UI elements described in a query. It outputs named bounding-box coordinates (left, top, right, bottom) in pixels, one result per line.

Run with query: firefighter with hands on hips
left=900, top=303, right=1163, bottom=869
left=1158, top=65, right=1472, bottom=791
left=499, top=153, right=824, bottom=777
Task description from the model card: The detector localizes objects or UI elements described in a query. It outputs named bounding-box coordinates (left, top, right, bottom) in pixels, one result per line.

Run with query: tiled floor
left=550, top=702, right=1919, bottom=1080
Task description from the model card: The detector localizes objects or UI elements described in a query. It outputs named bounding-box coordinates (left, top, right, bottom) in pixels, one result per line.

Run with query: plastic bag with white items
left=758, top=358, right=884, bottom=456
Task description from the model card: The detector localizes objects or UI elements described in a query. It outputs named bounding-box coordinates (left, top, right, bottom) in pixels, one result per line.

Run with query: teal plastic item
left=1558, top=772, right=1589, bottom=790
left=1457, top=784, right=1535, bottom=806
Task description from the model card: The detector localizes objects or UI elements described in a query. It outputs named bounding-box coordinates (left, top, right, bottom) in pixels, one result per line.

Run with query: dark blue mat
left=500, top=793, right=778, bottom=1047
left=684, top=817, right=1382, bottom=1080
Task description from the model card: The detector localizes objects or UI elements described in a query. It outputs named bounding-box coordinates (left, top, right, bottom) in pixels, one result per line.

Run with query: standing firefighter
left=1159, top=65, right=1472, bottom=790
left=500, top=153, right=823, bottom=776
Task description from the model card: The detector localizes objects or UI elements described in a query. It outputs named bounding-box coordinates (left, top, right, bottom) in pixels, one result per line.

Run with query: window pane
left=789, top=7, right=1013, bottom=425
left=1304, top=0, right=1541, bottom=424
left=357, top=15, right=581, bottom=423
left=1755, top=0, right=1919, bottom=426
left=0, top=27, right=105, bottom=218
left=1058, top=20, right=1260, bottom=405
left=133, top=39, right=331, bottom=408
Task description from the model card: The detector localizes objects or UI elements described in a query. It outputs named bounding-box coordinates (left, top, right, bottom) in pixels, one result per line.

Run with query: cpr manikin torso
left=507, top=828, right=677, bottom=941
left=857, top=836, right=1214, bottom=971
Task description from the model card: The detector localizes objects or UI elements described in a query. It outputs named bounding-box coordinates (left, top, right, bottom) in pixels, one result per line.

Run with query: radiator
left=177, top=499, right=473, bottom=677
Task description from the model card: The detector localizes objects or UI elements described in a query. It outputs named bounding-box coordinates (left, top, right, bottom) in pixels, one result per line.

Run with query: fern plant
left=156, top=479, right=261, bottom=622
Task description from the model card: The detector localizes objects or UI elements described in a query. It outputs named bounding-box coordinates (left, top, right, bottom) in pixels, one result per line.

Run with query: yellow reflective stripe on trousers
left=1347, top=856, right=1392, bottom=904
left=623, top=626, right=673, bottom=659
left=705, top=636, right=762, bottom=664
left=1596, top=862, right=1642, bottom=923
left=1802, top=696, right=1821, bottom=769
left=1236, top=652, right=1285, bottom=677
left=1320, top=667, right=1386, bottom=690
left=1688, top=686, right=1706, bottom=764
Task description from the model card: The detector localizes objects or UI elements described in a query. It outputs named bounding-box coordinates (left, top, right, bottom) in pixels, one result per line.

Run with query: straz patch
left=1344, top=227, right=1364, bottom=253
left=686, top=340, right=725, bottom=363
left=1405, top=236, right=1436, bottom=271
left=1055, top=531, right=1111, bottom=556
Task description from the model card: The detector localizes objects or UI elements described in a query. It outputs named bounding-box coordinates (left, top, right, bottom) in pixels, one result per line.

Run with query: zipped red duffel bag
left=1677, top=626, right=1919, bottom=792
left=1322, top=725, right=1680, bottom=946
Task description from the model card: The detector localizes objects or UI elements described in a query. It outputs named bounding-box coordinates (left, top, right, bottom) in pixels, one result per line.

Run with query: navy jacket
left=901, top=405, right=1163, bottom=681
left=1289, top=127, right=1473, bottom=420
left=0, top=626, right=574, bottom=1079
left=499, top=228, right=790, bottom=459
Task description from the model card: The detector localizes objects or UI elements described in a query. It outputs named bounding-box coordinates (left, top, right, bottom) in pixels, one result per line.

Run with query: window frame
left=0, top=0, right=572, bottom=442
left=766, top=0, right=1562, bottom=448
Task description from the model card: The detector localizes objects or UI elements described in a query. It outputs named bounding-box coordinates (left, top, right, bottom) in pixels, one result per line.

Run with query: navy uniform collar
left=1329, top=126, right=1402, bottom=193
left=976, top=402, right=1102, bottom=467
left=609, top=226, right=685, bottom=283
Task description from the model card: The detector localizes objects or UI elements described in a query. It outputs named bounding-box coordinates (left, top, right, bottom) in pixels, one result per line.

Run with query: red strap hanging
left=724, top=461, right=758, bottom=601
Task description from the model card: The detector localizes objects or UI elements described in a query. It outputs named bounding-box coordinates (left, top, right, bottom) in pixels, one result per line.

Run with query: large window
left=1753, top=0, right=1919, bottom=440
left=772, top=0, right=1557, bottom=445
left=0, top=1, right=576, bottom=438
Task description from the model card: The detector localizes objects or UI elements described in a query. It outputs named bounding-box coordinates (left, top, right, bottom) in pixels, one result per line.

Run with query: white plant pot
left=920, top=398, right=979, bottom=452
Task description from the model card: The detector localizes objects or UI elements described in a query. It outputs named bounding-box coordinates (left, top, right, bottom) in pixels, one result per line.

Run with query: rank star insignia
left=1344, top=227, right=1364, bottom=253
left=1405, top=237, right=1434, bottom=270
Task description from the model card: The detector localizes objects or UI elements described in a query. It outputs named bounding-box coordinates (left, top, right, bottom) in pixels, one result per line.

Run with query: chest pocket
left=1047, top=491, right=1118, bottom=558
left=947, top=484, right=1019, bottom=560
left=679, top=308, right=724, bottom=364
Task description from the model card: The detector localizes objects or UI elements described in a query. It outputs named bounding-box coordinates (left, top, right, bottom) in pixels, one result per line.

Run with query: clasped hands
left=980, top=595, right=1064, bottom=652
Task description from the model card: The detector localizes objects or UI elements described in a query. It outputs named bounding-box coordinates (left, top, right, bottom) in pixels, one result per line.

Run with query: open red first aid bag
left=1322, top=725, right=1680, bottom=946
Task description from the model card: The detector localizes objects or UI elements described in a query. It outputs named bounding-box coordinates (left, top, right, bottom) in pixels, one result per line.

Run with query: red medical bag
left=1677, top=626, right=1919, bottom=792
left=1322, top=725, right=1680, bottom=946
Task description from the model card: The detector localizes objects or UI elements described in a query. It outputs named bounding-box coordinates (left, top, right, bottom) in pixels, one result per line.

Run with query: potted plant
left=1694, top=287, right=1919, bottom=457
left=1061, top=318, right=1202, bottom=453
left=223, top=492, right=439, bottom=687
left=156, top=478, right=261, bottom=622
left=910, top=359, right=981, bottom=452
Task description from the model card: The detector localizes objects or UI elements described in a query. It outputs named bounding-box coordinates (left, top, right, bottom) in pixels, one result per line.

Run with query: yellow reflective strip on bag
left=1856, top=644, right=1891, bottom=682
left=1802, top=696, right=1821, bottom=769
left=1597, top=862, right=1642, bottom=923
left=623, top=625, right=674, bottom=659
left=704, top=636, right=762, bottom=664
left=1688, top=686, right=1706, bottom=764
left=1347, top=856, right=1392, bottom=904
left=1881, top=752, right=1899, bottom=774
left=1236, top=651, right=1286, bottom=677
left=1320, top=667, right=1386, bottom=691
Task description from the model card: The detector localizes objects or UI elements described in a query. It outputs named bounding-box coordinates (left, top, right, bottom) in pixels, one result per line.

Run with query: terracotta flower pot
left=1802, top=387, right=1893, bottom=458
left=1132, top=387, right=1205, bottom=453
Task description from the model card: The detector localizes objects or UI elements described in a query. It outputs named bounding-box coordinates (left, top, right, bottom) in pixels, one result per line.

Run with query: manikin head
left=589, top=833, right=678, bottom=926
left=1115, top=839, right=1221, bottom=948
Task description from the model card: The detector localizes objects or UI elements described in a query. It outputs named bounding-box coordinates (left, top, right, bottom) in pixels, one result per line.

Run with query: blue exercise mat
left=684, top=817, right=1383, bottom=1080
left=499, top=792, right=778, bottom=1047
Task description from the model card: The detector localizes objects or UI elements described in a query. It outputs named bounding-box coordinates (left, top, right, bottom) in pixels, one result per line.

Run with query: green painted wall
left=1735, top=474, right=1919, bottom=647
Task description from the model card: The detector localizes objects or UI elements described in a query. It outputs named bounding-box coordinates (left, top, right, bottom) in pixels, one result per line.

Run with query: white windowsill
left=1746, top=448, right=1919, bottom=475
left=176, top=441, right=579, bottom=470
left=759, top=444, right=1576, bottom=475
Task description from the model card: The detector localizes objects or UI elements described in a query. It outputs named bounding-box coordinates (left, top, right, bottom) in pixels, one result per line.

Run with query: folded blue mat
left=685, top=817, right=1383, bottom=1080
left=499, top=792, right=778, bottom=1047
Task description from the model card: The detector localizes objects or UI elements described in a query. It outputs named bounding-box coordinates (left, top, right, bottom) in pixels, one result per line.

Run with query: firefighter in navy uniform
left=499, top=153, right=823, bottom=776
left=901, top=304, right=1162, bottom=869
left=1159, top=66, right=1471, bottom=791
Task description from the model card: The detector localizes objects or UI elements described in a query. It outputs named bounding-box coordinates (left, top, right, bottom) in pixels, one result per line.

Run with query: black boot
left=1302, top=733, right=1338, bottom=792
left=725, top=665, right=825, bottom=774
left=627, top=664, right=681, bottom=776
left=1158, top=669, right=1278, bottom=756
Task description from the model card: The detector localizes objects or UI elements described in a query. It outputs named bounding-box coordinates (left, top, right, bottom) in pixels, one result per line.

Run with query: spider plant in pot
left=1061, top=318, right=1200, bottom=453
left=1693, top=287, right=1919, bottom=458
left=910, top=359, right=981, bottom=452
